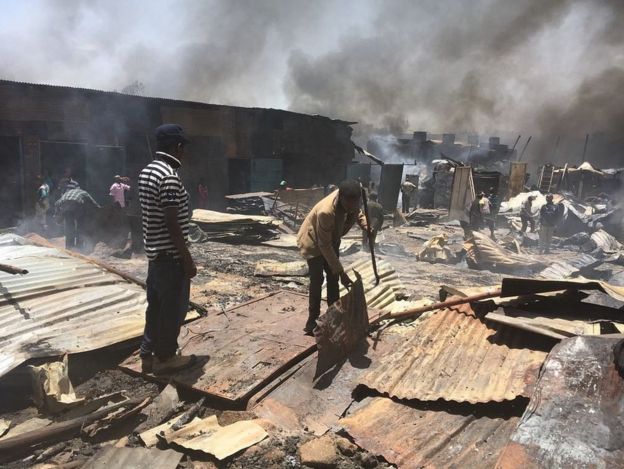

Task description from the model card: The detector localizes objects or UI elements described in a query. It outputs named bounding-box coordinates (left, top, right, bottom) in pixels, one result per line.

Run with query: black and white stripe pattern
left=138, top=153, right=190, bottom=260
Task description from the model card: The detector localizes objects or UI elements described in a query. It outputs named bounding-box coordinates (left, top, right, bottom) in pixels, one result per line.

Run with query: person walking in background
left=486, top=187, right=499, bottom=238
left=469, top=192, right=484, bottom=231
left=539, top=194, right=562, bottom=254
left=35, top=175, right=50, bottom=232
left=197, top=178, right=209, bottom=209
left=110, top=175, right=131, bottom=208
left=138, top=124, right=197, bottom=375
left=401, top=180, right=417, bottom=214
left=520, top=195, right=536, bottom=233
left=54, top=183, right=100, bottom=250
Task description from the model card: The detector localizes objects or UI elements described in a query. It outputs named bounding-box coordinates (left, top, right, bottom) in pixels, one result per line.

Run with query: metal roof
left=497, top=335, right=624, bottom=468
left=358, top=303, right=548, bottom=403
left=82, top=446, right=182, bottom=469
left=0, top=235, right=146, bottom=378
left=341, top=397, right=520, bottom=469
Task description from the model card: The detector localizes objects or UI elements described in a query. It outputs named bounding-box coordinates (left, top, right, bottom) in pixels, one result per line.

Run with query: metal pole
left=581, top=133, right=589, bottom=164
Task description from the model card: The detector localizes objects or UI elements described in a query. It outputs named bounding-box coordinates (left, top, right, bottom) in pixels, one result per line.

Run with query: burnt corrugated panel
left=0, top=236, right=147, bottom=378
left=341, top=397, right=519, bottom=469
left=538, top=253, right=600, bottom=280
left=82, top=446, right=183, bottom=469
left=358, top=304, right=548, bottom=403
left=496, top=336, right=624, bottom=469
left=327, top=258, right=403, bottom=312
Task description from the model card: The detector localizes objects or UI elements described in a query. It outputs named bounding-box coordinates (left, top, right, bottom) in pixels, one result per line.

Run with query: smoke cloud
left=1, top=0, right=623, bottom=167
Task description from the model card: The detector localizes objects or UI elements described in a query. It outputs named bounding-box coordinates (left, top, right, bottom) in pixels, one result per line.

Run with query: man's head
left=546, top=193, right=554, bottom=202
left=338, top=180, right=362, bottom=213
left=478, top=191, right=485, bottom=199
left=114, top=175, right=121, bottom=183
left=369, top=192, right=378, bottom=202
left=155, top=124, right=189, bottom=159
left=528, top=195, right=536, bottom=201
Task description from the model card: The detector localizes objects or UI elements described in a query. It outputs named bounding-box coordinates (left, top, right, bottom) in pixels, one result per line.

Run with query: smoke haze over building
left=2, top=0, right=623, bottom=166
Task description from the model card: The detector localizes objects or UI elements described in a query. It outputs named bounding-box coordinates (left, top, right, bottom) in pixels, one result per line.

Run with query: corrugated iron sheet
left=251, top=327, right=414, bottom=436
left=496, top=336, right=624, bottom=468
left=538, top=253, right=600, bottom=280
left=0, top=235, right=147, bottom=378
left=341, top=397, right=520, bottom=469
left=82, top=446, right=182, bottom=469
left=120, top=290, right=319, bottom=403
left=358, top=304, right=548, bottom=403
left=329, top=258, right=403, bottom=312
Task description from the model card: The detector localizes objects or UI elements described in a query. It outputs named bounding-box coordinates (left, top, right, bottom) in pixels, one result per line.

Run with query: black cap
left=155, top=124, right=189, bottom=144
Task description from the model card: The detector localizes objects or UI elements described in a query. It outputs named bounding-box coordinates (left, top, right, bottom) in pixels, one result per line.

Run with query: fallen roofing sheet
left=252, top=327, right=412, bottom=435
left=331, top=257, right=404, bottom=312
left=496, top=336, right=624, bottom=468
left=501, top=277, right=624, bottom=302
left=359, top=304, right=548, bottom=403
left=485, top=310, right=602, bottom=340
left=588, top=229, right=622, bottom=252
left=120, top=290, right=318, bottom=403
left=0, top=235, right=147, bottom=378
left=341, top=397, right=520, bottom=469
left=82, top=446, right=183, bottom=469
left=465, top=232, right=547, bottom=274
left=161, top=415, right=268, bottom=460
left=537, top=253, right=600, bottom=280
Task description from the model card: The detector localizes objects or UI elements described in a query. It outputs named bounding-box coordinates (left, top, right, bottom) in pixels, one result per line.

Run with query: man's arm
left=161, top=175, right=196, bottom=278
left=316, top=211, right=342, bottom=275
left=356, top=209, right=369, bottom=232
left=164, top=207, right=196, bottom=278
left=85, top=192, right=101, bottom=209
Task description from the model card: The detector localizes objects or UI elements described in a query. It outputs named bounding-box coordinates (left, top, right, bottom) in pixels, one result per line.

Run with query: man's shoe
left=303, top=328, right=314, bottom=337
left=141, top=355, right=153, bottom=373
left=153, top=354, right=197, bottom=375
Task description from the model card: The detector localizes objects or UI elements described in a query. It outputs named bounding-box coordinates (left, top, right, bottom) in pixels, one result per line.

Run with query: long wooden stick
left=0, top=263, right=28, bottom=275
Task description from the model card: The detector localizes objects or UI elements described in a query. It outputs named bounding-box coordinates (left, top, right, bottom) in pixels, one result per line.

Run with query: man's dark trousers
left=64, top=212, right=78, bottom=249
left=402, top=194, right=410, bottom=213
left=140, top=256, right=190, bottom=360
left=306, top=254, right=340, bottom=332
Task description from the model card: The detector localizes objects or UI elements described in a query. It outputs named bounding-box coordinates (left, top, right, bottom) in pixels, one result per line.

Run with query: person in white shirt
left=109, top=175, right=131, bottom=208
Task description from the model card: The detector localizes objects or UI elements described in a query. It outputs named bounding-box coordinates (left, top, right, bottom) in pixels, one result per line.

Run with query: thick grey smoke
left=285, top=0, right=624, bottom=167
left=1, top=0, right=623, bottom=167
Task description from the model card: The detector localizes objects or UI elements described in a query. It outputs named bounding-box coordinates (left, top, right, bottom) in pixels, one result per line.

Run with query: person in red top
left=197, top=178, right=209, bottom=209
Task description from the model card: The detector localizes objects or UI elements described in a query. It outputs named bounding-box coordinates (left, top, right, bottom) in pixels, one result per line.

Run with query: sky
left=1, top=0, right=623, bottom=163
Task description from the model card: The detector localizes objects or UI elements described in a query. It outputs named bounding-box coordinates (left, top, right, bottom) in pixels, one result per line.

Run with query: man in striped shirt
left=138, top=124, right=197, bottom=375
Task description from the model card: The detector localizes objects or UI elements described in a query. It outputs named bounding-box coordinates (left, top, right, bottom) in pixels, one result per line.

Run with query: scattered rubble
left=2, top=181, right=624, bottom=468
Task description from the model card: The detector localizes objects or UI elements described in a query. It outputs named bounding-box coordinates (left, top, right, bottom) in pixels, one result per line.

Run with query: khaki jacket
left=297, top=191, right=367, bottom=275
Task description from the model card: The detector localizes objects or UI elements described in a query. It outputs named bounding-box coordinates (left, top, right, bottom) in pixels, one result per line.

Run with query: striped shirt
left=138, top=152, right=190, bottom=260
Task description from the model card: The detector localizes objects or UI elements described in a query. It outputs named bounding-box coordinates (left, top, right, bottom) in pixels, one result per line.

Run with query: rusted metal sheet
left=449, top=166, right=475, bottom=221
left=538, top=253, right=600, bottom=280
left=508, top=162, right=527, bottom=198
left=82, top=446, right=182, bottom=469
left=486, top=310, right=601, bottom=340
left=501, top=277, right=624, bottom=302
left=341, top=397, right=520, bottom=469
left=120, top=291, right=319, bottom=404
left=496, top=336, right=624, bottom=468
left=359, top=304, right=548, bottom=403
left=0, top=235, right=147, bottom=378
left=251, top=327, right=413, bottom=435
